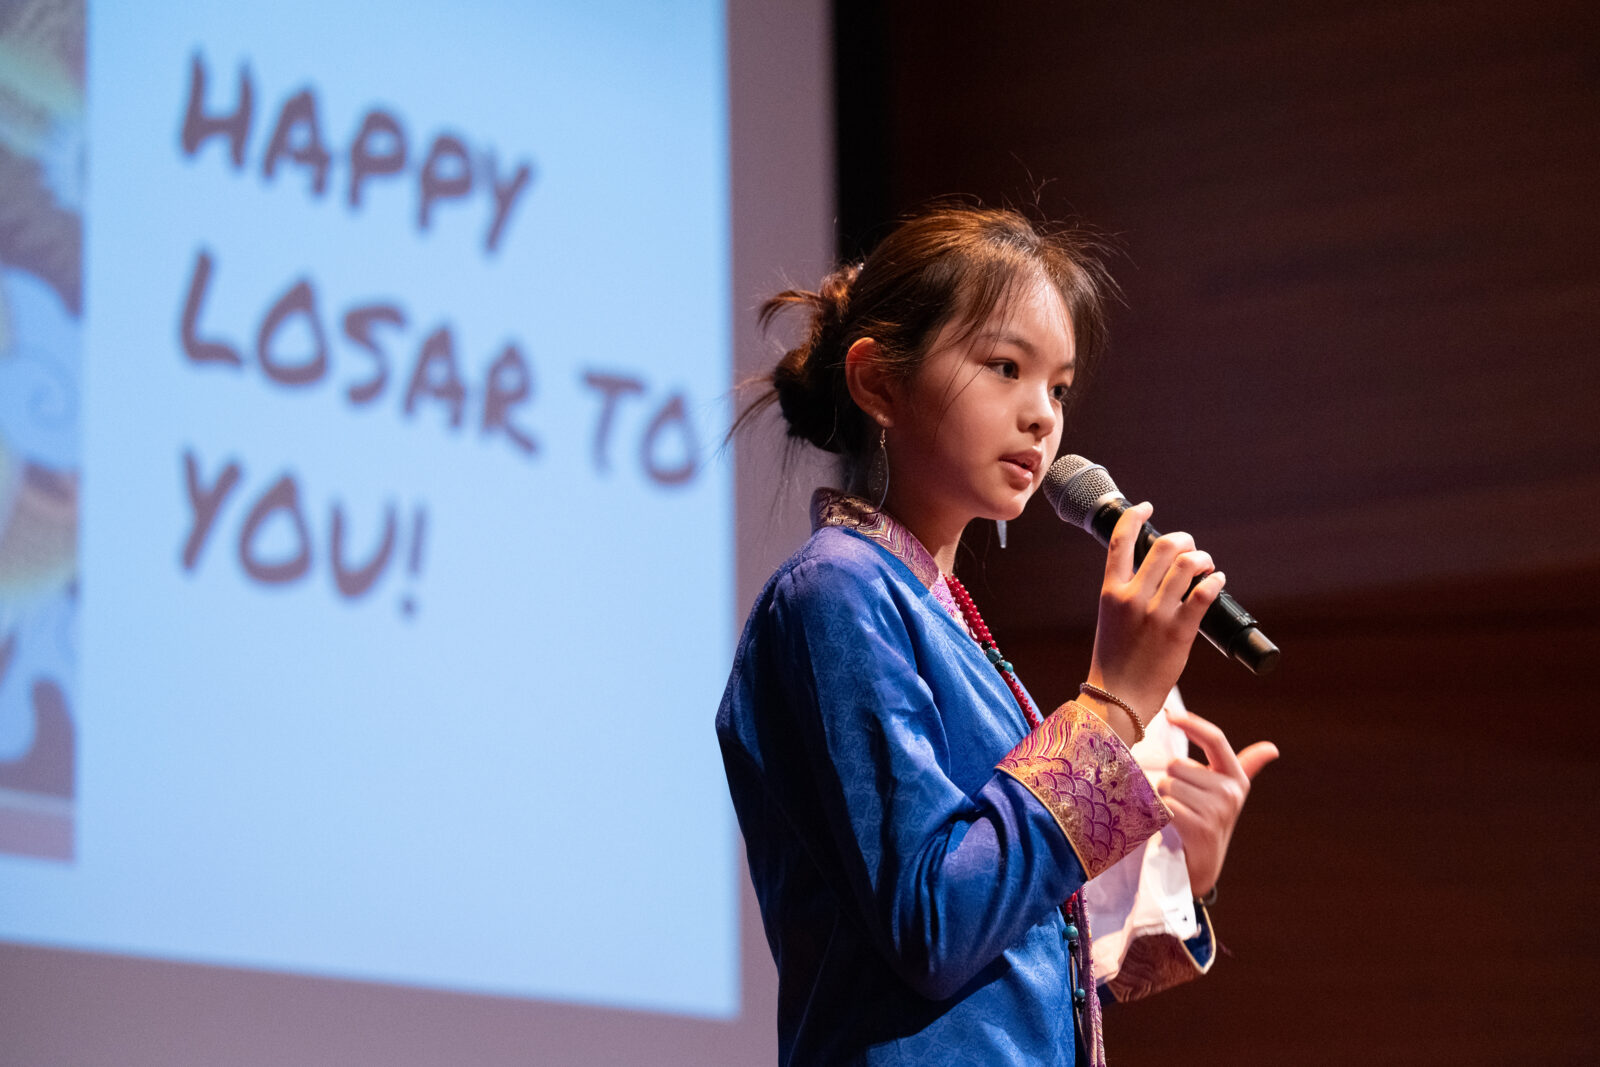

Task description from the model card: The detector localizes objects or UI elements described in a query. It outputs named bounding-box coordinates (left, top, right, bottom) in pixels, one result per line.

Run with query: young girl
left=717, top=205, right=1277, bottom=1066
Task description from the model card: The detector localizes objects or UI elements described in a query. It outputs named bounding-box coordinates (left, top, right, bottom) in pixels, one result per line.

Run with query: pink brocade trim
left=1064, top=892, right=1106, bottom=1067
left=810, top=489, right=942, bottom=590
left=1102, top=923, right=1212, bottom=1003
left=928, top=576, right=971, bottom=633
left=995, top=702, right=1171, bottom=880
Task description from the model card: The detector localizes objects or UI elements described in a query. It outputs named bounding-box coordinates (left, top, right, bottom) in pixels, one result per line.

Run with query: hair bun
left=763, top=262, right=862, bottom=453
left=815, top=262, right=861, bottom=327
left=771, top=339, right=842, bottom=453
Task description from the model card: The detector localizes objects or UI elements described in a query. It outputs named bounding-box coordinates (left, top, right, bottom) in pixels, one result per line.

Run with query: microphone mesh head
left=1041, top=455, right=1121, bottom=529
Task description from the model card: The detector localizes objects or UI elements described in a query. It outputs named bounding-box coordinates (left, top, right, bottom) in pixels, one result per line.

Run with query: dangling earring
left=996, top=518, right=1008, bottom=549
left=865, top=427, right=890, bottom=509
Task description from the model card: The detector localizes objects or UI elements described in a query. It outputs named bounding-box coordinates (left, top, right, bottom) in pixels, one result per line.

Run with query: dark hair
left=735, top=203, right=1118, bottom=480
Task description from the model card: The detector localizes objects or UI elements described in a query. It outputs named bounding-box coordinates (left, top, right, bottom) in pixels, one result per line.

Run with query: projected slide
left=0, top=1, right=734, bottom=1017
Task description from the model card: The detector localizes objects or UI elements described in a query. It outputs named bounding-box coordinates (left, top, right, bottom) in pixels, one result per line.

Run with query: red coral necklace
left=944, top=574, right=1096, bottom=1030
left=944, top=575, right=1041, bottom=729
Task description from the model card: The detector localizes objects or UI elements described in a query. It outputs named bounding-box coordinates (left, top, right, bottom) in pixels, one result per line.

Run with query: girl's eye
left=989, top=360, right=1019, bottom=379
left=1051, top=384, right=1072, bottom=403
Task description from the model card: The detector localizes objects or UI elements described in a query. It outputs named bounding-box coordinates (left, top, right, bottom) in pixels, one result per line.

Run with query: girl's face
left=885, top=274, right=1076, bottom=528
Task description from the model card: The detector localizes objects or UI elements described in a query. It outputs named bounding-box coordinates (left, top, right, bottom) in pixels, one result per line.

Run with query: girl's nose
left=1023, top=383, right=1056, bottom=435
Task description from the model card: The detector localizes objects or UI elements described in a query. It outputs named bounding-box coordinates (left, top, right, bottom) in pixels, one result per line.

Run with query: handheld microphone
left=1041, top=455, right=1280, bottom=676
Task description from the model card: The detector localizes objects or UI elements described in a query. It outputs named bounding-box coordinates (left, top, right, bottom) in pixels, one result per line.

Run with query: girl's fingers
left=1166, top=707, right=1248, bottom=782
left=1104, top=502, right=1153, bottom=585
left=1163, top=756, right=1225, bottom=788
left=1176, top=569, right=1227, bottom=623
left=1157, top=791, right=1205, bottom=836
left=1154, top=549, right=1214, bottom=612
left=1157, top=789, right=1201, bottom=826
left=1130, top=530, right=1194, bottom=600
left=1155, top=775, right=1213, bottom=816
left=1236, top=741, right=1282, bottom=781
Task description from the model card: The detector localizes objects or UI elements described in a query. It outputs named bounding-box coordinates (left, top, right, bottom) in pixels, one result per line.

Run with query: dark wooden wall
left=835, top=1, right=1600, bottom=1061
left=841, top=0, right=1600, bottom=618
left=1006, top=573, right=1597, bottom=1065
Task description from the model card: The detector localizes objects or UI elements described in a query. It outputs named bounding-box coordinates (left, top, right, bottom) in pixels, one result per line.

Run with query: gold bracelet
left=1078, top=682, right=1146, bottom=744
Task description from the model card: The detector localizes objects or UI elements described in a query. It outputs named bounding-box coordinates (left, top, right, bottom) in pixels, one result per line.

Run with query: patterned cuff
left=995, top=701, right=1171, bottom=880
left=1102, top=902, right=1216, bottom=1003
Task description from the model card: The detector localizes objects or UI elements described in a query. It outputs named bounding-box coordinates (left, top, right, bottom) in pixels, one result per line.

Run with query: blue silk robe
left=717, top=493, right=1170, bottom=1065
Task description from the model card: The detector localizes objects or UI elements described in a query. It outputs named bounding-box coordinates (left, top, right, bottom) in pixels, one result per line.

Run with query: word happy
left=180, top=52, right=532, bottom=255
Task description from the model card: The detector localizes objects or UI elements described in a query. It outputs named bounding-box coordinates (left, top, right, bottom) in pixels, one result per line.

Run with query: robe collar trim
left=810, top=488, right=942, bottom=591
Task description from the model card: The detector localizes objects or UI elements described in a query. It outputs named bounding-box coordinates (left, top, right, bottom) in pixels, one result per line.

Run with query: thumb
left=1236, top=741, right=1281, bottom=781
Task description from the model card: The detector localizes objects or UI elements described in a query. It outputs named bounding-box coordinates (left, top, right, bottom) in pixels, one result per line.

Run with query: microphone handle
left=1088, top=501, right=1281, bottom=676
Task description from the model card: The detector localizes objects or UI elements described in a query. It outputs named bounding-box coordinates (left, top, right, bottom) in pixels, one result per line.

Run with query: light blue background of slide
left=0, top=1, right=735, bottom=1017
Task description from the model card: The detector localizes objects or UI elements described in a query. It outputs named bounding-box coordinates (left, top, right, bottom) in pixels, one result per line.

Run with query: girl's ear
left=844, top=337, right=896, bottom=428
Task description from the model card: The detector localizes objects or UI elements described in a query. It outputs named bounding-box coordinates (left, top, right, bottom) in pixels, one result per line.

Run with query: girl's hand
left=1084, top=503, right=1227, bottom=736
left=1158, top=706, right=1279, bottom=898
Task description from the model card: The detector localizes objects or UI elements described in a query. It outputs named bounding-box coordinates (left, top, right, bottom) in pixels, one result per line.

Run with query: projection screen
left=0, top=0, right=831, bottom=1062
